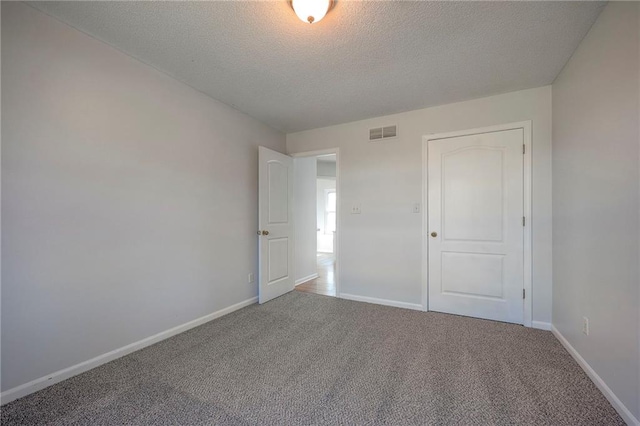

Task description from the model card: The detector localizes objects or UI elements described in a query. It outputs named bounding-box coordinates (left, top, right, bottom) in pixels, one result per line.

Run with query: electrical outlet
left=248, top=273, right=254, bottom=283
left=413, top=203, right=421, bottom=213
left=582, top=317, right=589, bottom=336
left=351, top=203, right=361, bottom=214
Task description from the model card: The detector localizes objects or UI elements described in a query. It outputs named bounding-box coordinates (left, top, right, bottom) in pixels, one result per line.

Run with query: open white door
left=258, top=146, right=295, bottom=304
left=427, top=129, right=525, bottom=324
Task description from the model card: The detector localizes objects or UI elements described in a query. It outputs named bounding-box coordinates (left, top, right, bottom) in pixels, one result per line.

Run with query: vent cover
left=369, top=125, right=397, bottom=141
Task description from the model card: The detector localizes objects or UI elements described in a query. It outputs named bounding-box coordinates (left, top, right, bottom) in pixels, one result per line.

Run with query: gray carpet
left=1, top=292, right=625, bottom=425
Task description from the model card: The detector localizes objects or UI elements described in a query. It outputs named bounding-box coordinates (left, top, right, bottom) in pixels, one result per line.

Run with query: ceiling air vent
left=369, top=125, right=397, bottom=141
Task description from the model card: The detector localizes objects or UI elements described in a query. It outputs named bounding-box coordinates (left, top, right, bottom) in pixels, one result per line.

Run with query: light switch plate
left=582, top=317, right=589, bottom=335
left=351, top=203, right=361, bottom=214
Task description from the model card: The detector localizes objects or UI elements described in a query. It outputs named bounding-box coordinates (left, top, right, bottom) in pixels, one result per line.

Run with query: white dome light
left=290, top=0, right=333, bottom=24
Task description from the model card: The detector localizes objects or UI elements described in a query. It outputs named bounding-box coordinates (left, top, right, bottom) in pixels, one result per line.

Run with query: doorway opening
left=292, top=151, right=339, bottom=297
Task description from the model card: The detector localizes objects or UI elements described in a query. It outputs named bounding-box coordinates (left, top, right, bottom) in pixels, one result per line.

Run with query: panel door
left=258, top=147, right=294, bottom=304
left=428, top=129, right=524, bottom=323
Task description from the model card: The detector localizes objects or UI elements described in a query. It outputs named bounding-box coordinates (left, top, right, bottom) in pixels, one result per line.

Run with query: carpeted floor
left=1, top=292, right=624, bottom=425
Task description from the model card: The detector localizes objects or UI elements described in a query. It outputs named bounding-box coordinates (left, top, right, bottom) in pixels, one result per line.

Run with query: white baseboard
left=339, top=293, right=423, bottom=311
left=0, top=296, right=258, bottom=406
left=531, top=321, right=552, bottom=331
left=295, top=273, right=319, bottom=286
left=551, top=325, right=639, bottom=426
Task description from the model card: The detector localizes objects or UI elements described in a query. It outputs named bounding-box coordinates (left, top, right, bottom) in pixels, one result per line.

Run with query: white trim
left=522, top=122, right=533, bottom=327
left=422, top=121, right=533, bottom=327
left=288, top=148, right=340, bottom=297
left=0, top=296, right=258, bottom=405
left=289, top=148, right=338, bottom=158
left=295, top=273, right=319, bottom=286
left=551, top=325, right=640, bottom=426
left=421, top=133, right=429, bottom=311
left=339, top=293, right=423, bottom=311
left=531, top=321, right=552, bottom=331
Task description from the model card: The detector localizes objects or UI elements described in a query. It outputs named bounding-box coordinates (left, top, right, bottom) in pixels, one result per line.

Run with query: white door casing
left=258, top=146, right=295, bottom=304
left=425, top=124, right=530, bottom=324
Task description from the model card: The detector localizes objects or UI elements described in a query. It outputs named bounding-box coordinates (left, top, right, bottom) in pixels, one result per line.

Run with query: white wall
left=317, top=160, right=336, bottom=178
left=287, top=86, right=553, bottom=323
left=1, top=2, right=285, bottom=393
left=317, top=178, right=336, bottom=253
left=293, top=157, right=317, bottom=283
left=552, top=2, right=640, bottom=422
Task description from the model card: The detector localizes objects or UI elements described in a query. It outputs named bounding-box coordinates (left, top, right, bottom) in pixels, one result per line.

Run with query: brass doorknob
left=262, top=230, right=269, bottom=236
left=431, top=232, right=438, bottom=238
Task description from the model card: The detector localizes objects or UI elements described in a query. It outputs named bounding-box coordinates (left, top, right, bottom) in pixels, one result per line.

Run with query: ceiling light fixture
left=290, top=0, right=333, bottom=24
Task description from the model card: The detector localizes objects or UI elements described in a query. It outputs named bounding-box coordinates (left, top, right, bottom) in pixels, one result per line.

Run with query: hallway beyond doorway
left=295, top=254, right=336, bottom=297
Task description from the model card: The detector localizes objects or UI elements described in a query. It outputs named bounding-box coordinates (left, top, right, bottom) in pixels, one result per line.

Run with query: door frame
left=290, top=148, right=341, bottom=297
left=422, top=121, right=532, bottom=327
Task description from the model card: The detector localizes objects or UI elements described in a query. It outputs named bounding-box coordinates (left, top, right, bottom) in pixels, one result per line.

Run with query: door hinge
left=523, top=289, right=526, bottom=299
left=522, top=216, right=525, bottom=226
left=523, top=144, right=526, bottom=154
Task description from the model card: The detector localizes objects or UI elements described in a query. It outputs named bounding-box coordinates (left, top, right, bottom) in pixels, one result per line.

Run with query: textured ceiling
left=28, top=1, right=605, bottom=133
